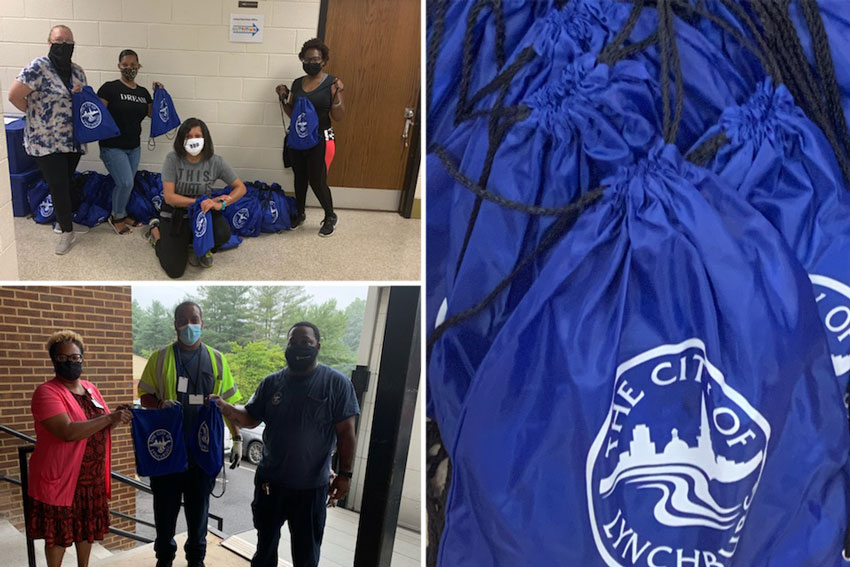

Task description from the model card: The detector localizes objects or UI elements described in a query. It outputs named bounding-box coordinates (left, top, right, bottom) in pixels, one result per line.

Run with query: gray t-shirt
left=245, top=364, right=360, bottom=489
left=161, top=152, right=238, bottom=198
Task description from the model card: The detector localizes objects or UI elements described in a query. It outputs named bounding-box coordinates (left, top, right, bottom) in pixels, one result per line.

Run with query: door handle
left=402, top=107, right=415, bottom=148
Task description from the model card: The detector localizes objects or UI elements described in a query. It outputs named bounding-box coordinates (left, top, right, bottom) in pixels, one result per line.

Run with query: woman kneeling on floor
left=146, top=117, right=246, bottom=278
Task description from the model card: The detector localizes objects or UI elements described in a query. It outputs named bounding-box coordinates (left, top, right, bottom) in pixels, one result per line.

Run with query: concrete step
left=0, top=519, right=112, bottom=567
left=91, top=532, right=249, bottom=567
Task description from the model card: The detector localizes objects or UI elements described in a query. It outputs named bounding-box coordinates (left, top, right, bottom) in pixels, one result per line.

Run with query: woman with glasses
left=97, top=49, right=164, bottom=235
left=8, top=25, right=87, bottom=255
left=28, top=330, right=132, bottom=567
left=276, top=38, right=346, bottom=237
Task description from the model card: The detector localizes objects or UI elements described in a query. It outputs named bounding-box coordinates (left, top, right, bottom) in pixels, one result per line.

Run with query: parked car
left=226, top=423, right=265, bottom=465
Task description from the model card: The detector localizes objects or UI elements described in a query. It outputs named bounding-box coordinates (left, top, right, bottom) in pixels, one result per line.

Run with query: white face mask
left=184, top=137, right=204, bottom=156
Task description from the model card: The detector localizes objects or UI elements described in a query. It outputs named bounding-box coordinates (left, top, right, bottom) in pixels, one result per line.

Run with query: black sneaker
left=318, top=215, right=338, bottom=237
left=291, top=213, right=306, bottom=230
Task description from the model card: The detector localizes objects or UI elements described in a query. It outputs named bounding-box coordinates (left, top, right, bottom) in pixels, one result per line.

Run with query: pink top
left=29, top=378, right=112, bottom=507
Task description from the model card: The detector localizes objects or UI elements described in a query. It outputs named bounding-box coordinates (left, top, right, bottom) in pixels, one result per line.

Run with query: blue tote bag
left=130, top=405, right=188, bottom=477
left=188, top=197, right=215, bottom=258
left=189, top=400, right=225, bottom=477
left=150, top=86, right=181, bottom=138
left=73, top=86, right=120, bottom=144
left=436, top=143, right=850, bottom=567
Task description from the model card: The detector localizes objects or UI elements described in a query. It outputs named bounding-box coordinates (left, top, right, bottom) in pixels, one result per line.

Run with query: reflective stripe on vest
left=154, top=344, right=223, bottom=399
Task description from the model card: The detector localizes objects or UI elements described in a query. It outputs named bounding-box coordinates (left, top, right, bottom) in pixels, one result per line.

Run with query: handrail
left=0, top=422, right=226, bottom=540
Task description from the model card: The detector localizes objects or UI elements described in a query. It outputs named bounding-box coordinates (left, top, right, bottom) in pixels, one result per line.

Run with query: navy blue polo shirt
left=245, top=364, right=360, bottom=489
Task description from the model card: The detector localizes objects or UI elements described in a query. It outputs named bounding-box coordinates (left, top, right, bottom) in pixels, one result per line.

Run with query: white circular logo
left=295, top=112, right=309, bottom=138
left=198, top=422, right=210, bottom=453
left=810, top=274, right=850, bottom=378
left=39, top=195, right=54, bottom=217
left=147, top=428, right=174, bottom=461
left=233, top=207, right=250, bottom=229
left=194, top=212, right=207, bottom=238
left=152, top=195, right=162, bottom=211
left=269, top=201, right=279, bottom=222
left=587, top=339, right=769, bottom=567
left=159, top=100, right=169, bottom=123
left=80, top=101, right=102, bottom=129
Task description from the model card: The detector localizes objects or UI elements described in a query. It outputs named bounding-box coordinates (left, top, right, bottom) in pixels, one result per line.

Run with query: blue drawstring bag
left=72, top=172, right=113, bottom=227
left=216, top=184, right=262, bottom=237
left=188, top=197, right=215, bottom=258
left=436, top=143, right=850, bottom=567
left=150, top=87, right=181, bottom=138
left=258, top=182, right=291, bottom=232
left=130, top=405, right=188, bottom=477
left=218, top=232, right=242, bottom=251
left=73, top=86, right=121, bottom=144
left=287, top=96, right=320, bottom=150
left=189, top=400, right=225, bottom=477
left=690, top=80, right=850, bottom=400
left=28, top=180, right=55, bottom=223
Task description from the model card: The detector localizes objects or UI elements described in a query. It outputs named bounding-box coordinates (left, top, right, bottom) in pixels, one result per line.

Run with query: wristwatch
left=337, top=470, right=353, bottom=479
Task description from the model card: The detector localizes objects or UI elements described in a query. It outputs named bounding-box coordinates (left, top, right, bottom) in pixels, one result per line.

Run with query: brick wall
left=0, top=285, right=136, bottom=551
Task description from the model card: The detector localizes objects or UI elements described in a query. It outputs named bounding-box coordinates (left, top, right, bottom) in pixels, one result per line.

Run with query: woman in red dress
left=28, top=331, right=132, bottom=567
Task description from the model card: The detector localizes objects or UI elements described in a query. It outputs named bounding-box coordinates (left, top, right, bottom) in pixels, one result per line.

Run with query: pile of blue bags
left=427, top=1, right=850, bottom=565
left=28, top=172, right=296, bottom=248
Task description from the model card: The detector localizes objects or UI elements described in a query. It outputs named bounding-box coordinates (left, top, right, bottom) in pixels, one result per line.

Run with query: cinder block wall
left=0, top=285, right=136, bottom=551
left=0, top=0, right=320, bottom=190
left=0, top=74, right=19, bottom=276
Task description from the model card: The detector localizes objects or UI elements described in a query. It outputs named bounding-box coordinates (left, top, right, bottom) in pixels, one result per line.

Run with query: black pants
left=150, top=464, right=216, bottom=563
left=250, top=479, right=328, bottom=567
left=33, top=152, right=81, bottom=233
left=155, top=205, right=231, bottom=279
left=290, top=140, right=335, bottom=219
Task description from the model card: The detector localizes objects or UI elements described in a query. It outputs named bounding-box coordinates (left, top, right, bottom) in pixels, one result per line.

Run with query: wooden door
left=322, top=0, right=420, bottom=191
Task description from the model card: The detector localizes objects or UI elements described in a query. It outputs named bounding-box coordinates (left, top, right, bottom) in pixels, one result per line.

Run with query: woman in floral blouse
left=8, top=24, right=87, bottom=256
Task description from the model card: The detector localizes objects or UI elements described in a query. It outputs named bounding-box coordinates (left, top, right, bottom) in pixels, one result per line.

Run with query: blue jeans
left=99, top=145, right=141, bottom=218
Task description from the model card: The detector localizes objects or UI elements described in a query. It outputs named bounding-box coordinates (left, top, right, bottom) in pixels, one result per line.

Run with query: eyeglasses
left=54, top=354, right=83, bottom=363
left=301, top=57, right=323, bottom=64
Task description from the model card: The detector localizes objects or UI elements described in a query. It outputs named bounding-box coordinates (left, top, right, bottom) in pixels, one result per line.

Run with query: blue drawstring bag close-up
left=437, top=143, right=850, bottom=567
left=189, top=400, right=225, bottom=478
left=188, top=197, right=215, bottom=259
left=73, top=86, right=120, bottom=144
left=287, top=97, right=320, bottom=150
left=130, top=405, right=188, bottom=477
left=215, top=184, right=262, bottom=238
left=150, top=86, right=181, bottom=138
left=27, top=180, right=55, bottom=224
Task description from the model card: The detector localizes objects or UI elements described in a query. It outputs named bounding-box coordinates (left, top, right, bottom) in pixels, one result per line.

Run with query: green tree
left=343, top=297, right=366, bottom=354
left=197, top=286, right=252, bottom=351
left=289, top=299, right=357, bottom=376
left=249, top=286, right=309, bottom=343
left=134, top=300, right=175, bottom=357
left=227, top=340, right=287, bottom=400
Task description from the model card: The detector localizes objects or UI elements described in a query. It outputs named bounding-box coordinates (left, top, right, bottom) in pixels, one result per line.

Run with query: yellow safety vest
left=138, top=343, right=241, bottom=403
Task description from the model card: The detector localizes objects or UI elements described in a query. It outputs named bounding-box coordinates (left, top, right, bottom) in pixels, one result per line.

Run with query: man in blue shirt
left=214, top=321, right=360, bottom=567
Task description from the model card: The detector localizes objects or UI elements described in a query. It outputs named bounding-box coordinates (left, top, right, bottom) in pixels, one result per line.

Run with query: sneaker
left=318, top=215, right=338, bottom=237
left=291, top=213, right=306, bottom=230
left=52, top=222, right=62, bottom=234
left=54, top=231, right=76, bottom=255
left=199, top=252, right=213, bottom=268
left=144, top=219, right=160, bottom=248
left=187, top=249, right=200, bottom=267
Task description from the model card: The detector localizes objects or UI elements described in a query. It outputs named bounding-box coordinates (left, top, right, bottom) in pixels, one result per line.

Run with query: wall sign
left=230, top=14, right=264, bottom=43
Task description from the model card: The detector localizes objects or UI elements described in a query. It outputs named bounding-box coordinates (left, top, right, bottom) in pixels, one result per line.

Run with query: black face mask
left=49, top=43, right=74, bottom=86
left=302, top=62, right=322, bottom=76
left=54, top=360, right=83, bottom=381
left=286, top=345, right=318, bottom=372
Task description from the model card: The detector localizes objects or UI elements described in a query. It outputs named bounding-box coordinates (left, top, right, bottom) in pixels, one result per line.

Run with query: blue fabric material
left=150, top=87, right=181, bottom=138
left=214, top=184, right=262, bottom=237
left=188, top=400, right=225, bottom=477
left=28, top=179, right=55, bottom=223
left=437, top=143, right=850, bottom=567
left=127, top=170, right=164, bottom=223
left=218, top=232, right=243, bottom=250
left=259, top=182, right=292, bottom=232
left=130, top=405, right=189, bottom=477
left=287, top=96, right=321, bottom=150
left=188, top=197, right=215, bottom=258
left=72, top=86, right=120, bottom=144
left=690, top=80, right=850, bottom=400
left=100, top=145, right=141, bottom=218
left=71, top=172, right=113, bottom=227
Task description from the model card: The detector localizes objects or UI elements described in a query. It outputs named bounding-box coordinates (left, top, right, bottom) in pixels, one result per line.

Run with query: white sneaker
left=55, top=231, right=76, bottom=255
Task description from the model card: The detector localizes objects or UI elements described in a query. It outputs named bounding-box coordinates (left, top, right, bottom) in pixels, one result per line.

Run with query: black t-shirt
left=97, top=80, right=152, bottom=149
left=245, top=364, right=360, bottom=489
left=291, top=74, right=336, bottom=132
